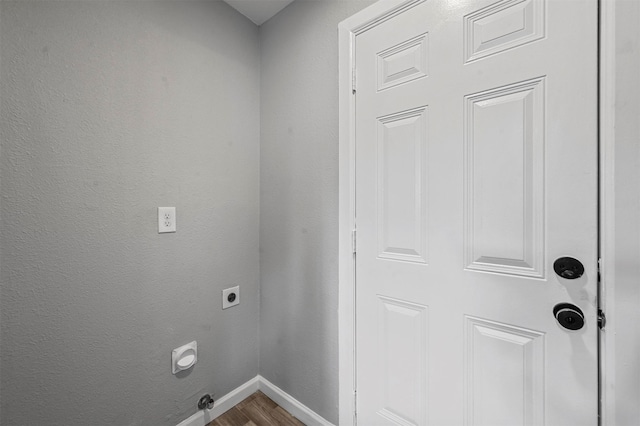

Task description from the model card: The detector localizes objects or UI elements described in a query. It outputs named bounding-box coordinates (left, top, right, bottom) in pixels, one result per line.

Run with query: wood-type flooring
left=206, top=391, right=305, bottom=426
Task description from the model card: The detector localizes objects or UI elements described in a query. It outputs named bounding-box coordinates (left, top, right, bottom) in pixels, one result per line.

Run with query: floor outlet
left=222, top=286, right=239, bottom=309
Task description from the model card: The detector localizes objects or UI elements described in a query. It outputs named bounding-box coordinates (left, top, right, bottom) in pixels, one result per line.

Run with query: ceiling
left=223, top=0, right=296, bottom=25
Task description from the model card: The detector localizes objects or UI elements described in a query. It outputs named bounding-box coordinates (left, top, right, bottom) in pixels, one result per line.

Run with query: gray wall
left=259, top=1, right=374, bottom=423
left=0, top=1, right=260, bottom=425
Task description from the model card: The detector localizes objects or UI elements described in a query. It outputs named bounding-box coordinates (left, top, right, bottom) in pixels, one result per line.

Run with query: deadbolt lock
left=553, top=257, right=585, bottom=279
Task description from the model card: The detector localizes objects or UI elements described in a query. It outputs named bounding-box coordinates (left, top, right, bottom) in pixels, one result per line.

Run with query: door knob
left=553, top=303, right=585, bottom=330
left=553, top=257, right=584, bottom=279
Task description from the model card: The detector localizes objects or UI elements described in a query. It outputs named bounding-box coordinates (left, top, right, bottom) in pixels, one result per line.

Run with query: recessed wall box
left=172, top=341, right=197, bottom=374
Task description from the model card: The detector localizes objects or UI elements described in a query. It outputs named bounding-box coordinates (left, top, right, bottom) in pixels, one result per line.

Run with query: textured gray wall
left=259, top=1, right=375, bottom=423
left=0, top=1, right=260, bottom=425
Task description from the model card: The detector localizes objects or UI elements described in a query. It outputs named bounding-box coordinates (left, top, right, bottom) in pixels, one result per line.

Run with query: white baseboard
left=257, top=375, right=335, bottom=426
left=176, top=376, right=259, bottom=426
left=176, top=375, right=335, bottom=426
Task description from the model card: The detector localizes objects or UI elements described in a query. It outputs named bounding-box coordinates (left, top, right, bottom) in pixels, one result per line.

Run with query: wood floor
left=206, top=391, right=305, bottom=426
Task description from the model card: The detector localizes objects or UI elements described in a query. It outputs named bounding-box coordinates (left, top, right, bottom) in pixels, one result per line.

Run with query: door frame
left=338, top=0, right=615, bottom=424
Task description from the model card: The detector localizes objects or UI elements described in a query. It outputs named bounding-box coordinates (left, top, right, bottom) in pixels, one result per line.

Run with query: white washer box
left=172, top=341, right=197, bottom=374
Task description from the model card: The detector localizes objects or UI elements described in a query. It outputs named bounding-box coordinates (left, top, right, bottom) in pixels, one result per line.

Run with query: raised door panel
left=464, top=0, right=545, bottom=63
left=464, top=316, right=545, bottom=426
left=377, top=107, right=429, bottom=264
left=377, top=33, right=429, bottom=91
left=464, top=78, right=545, bottom=278
left=377, top=296, right=428, bottom=426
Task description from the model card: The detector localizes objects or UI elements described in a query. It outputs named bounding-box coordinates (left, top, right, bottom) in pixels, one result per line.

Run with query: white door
left=354, top=0, right=598, bottom=425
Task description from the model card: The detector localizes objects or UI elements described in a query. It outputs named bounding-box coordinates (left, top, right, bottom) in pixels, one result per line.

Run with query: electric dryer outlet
left=222, top=286, right=239, bottom=309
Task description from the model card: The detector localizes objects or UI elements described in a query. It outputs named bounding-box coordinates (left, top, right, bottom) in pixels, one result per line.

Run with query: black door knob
left=553, top=303, right=585, bottom=330
left=553, top=257, right=585, bottom=279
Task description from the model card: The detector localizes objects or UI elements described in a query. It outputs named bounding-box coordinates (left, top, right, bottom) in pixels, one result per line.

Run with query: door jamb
left=338, top=1, right=613, bottom=425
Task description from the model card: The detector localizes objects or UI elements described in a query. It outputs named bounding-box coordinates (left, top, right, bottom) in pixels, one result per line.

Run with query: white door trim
left=339, top=0, right=612, bottom=424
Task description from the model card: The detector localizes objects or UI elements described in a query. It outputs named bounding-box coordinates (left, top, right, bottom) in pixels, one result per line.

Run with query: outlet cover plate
left=158, top=207, right=176, bottom=233
left=222, top=286, right=239, bottom=309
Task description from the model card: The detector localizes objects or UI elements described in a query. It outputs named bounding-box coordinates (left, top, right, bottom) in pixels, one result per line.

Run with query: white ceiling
left=223, top=0, right=296, bottom=25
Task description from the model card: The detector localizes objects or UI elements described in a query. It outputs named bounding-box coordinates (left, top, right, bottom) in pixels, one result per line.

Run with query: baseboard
left=257, top=375, right=335, bottom=426
left=175, top=375, right=335, bottom=426
left=176, top=376, right=259, bottom=426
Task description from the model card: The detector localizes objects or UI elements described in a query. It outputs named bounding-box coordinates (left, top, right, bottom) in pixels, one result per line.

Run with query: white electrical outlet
left=222, top=286, right=239, bottom=309
left=158, top=207, right=176, bottom=233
